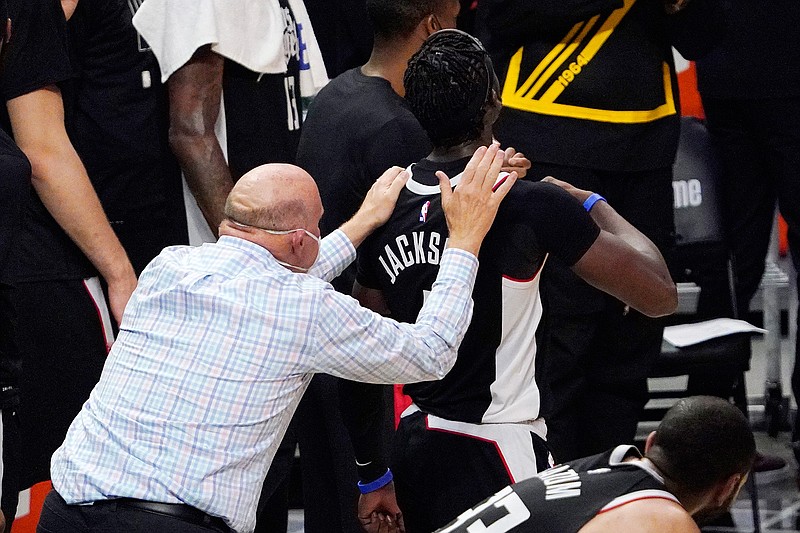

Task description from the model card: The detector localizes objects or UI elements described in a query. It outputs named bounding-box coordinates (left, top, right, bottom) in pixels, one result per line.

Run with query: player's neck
left=361, top=41, right=417, bottom=97
left=428, top=140, right=484, bottom=163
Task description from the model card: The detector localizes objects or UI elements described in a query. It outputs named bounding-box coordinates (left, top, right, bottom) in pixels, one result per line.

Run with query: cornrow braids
left=404, top=29, right=493, bottom=149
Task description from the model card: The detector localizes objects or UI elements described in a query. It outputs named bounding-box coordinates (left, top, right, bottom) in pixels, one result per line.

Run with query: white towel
left=132, top=0, right=328, bottom=95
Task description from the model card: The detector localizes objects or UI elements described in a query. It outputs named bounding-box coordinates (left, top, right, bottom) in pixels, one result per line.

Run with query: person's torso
left=494, top=0, right=680, bottom=171
left=3, top=0, right=96, bottom=282
left=222, top=0, right=303, bottom=178
left=360, top=157, right=585, bottom=424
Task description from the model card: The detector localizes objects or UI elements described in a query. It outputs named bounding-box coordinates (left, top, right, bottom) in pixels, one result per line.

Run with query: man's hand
left=501, top=146, right=531, bottom=179
left=340, top=167, right=409, bottom=248
left=438, top=144, right=517, bottom=256
left=541, top=175, right=593, bottom=203
left=357, top=167, right=411, bottom=230
left=358, top=483, right=405, bottom=533
left=107, top=271, right=137, bottom=326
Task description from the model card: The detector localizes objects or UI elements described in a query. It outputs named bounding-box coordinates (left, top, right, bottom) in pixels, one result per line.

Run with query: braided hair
left=404, top=29, right=495, bottom=149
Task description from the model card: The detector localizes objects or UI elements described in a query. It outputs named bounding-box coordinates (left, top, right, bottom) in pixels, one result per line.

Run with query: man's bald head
left=224, top=164, right=321, bottom=230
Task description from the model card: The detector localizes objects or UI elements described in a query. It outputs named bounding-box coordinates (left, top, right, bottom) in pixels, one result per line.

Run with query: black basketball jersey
left=357, top=156, right=600, bottom=424
left=436, top=445, right=680, bottom=533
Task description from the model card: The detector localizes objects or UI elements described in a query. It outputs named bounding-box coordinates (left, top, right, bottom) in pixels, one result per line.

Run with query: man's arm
left=167, top=46, right=230, bottom=235
left=7, top=86, right=136, bottom=324
left=542, top=177, right=677, bottom=318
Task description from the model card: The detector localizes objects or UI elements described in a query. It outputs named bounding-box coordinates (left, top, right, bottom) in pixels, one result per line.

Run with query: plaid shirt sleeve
left=311, top=247, right=478, bottom=383
left=309, top=229, right=356, bottom=282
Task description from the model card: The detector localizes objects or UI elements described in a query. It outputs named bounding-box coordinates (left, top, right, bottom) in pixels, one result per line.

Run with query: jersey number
left=439, top=487, right=531, bottom=533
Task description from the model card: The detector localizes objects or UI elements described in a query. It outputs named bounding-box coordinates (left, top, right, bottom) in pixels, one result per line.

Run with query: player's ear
left=643, top=431, right=657, bottom=453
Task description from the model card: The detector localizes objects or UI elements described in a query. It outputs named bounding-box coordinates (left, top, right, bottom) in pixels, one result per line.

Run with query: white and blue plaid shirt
left=50, top=230, right=477, bottom=533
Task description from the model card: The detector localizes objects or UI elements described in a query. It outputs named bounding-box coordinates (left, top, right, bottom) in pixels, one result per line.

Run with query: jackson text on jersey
left=378, top=231, right=449, bottom=284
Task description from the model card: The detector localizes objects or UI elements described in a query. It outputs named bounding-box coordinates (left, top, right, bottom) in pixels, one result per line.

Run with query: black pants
left=14, top=280, right=109, bottom=489
left=528, top=164, right=674, bottom=463
left=392, top=411, right=552, bottom=533
left=700, top=95, right=800, bottom=442
left=37, top=491, right=230, bottom=533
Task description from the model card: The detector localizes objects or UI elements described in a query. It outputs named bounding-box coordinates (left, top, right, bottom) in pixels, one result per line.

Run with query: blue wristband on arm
left=583, top=193, right=606, bottom=212
left=357, top=468, right=393, bottom=494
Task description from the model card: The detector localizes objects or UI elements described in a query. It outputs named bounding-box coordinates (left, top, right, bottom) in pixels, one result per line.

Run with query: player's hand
left=501, top=146, right=531, bottom=179
left=541, top=175, right=593, bottom=204
left=358, top=482, right=405, bottom=533
left=438, top=144, right=517, bottom=256
left=357, top=167, right=410, bottom=231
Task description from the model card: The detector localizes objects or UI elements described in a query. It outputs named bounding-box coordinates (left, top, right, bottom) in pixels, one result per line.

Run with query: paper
left=663, top=318, right=767, bottom=348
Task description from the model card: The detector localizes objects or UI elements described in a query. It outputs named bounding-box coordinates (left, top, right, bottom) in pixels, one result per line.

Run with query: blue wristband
left=583, top=193, right=606, bottom=212
left=357, top=468, right=393, bottom=494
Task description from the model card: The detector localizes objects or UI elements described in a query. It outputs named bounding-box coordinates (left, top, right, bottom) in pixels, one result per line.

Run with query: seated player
left=436, top=396, right=755, bottom=533
left=354, top=29, right=677, bottom=532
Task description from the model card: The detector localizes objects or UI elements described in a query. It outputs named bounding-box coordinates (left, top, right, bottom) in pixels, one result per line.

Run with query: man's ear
left=714, top=473, right=744, bottom=507
left=643, top=431, right=657, bottom=454
left=424, top=13, right=440, bottom=35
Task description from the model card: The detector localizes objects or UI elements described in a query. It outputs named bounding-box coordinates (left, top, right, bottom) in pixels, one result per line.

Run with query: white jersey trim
left=404, top=164, right=510, bottom=196
left=415, top=407, right=549, bottom=483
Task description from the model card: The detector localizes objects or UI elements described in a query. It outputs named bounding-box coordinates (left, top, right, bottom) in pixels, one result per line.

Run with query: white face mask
left=228, top=220, right=321, bottom=272
left=259, top=228, right=321, bottom=272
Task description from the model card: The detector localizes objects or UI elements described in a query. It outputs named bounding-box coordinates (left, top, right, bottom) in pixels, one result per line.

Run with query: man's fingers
left=376, top=166, right=406, bottom=186
left=491, top=171, right=518, bottom=204
left=436, top=170, right=453, bottom=205
left=387, top=170, right=409, bottom=196
left=460, top=144, right=490, bottom=187
left=480, top=147, right=506, bottom=193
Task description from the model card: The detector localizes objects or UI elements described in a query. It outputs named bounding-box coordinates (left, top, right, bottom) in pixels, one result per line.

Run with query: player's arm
left=579, top=498, right=699, bottom=533
left=167, top=45, right=230, bottom=235
left=543, top=176, right=677, bottom=318
left=7, top=86, right=137, bottom=324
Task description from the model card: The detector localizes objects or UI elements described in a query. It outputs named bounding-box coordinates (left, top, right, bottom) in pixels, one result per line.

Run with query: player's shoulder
left=580, top=497, right=697, bottom=533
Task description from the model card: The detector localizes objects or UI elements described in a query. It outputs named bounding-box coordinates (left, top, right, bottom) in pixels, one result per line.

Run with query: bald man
left=37, top=146, right=517, bottom=533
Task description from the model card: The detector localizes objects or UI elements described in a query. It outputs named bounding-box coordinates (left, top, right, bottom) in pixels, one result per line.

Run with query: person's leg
left=702, top=96, right=777, bottom=318
left=294, top=374, right=362, bottom=533
left=392, top=412, right=549, bottom=533
left=0, top=283, right=20, bottom=530
left=575, top=168, right=673, bottom=456
left=253, top=423, right=296, bottom=533
left=15, top=279, right=109, bottom=490
left=539, top=313, right=599, bottom=463
left=750, top=96, right=800, bottom=447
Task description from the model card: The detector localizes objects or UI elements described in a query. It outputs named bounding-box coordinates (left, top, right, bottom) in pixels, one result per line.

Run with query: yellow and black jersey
left=493, top=0, right=682, bottom=172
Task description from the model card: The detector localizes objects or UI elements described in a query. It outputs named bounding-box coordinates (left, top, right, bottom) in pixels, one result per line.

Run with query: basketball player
left=436, top=396, right=755, bottom=533
left=355, top=29, right=677, bottom=531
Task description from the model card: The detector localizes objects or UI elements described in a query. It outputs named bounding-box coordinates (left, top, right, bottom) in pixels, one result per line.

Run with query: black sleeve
left=338, top=379, right=391, bottom=482
left=517, top=182, right=600, bottom=267
left=2, top=0, right=73, bottom=101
